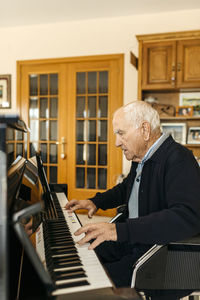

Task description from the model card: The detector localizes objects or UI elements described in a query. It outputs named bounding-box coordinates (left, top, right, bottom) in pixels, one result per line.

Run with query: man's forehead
left=113, top=108, right=125, bottom=122
left=113, top=110, right=131, bottom=130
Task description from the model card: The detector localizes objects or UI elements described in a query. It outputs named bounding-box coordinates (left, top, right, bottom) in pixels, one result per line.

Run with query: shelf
left=160, top=116, right=200, bottom=121
left=185, top=144, right=200, bottom=148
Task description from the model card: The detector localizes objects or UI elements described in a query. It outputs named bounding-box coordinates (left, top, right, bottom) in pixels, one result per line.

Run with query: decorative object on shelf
left=193, top=105, right=200, bottom=116
left=176, top=106, right=193, bottom=117
left=161, top=123, right=186, bottom=145
left=151, top=103, right=176, bottom=117
left=179, top=93, right=200, bottom=116
left=0, top=74, right=11, bottom=108
left=187, top=127, right=200, bottom=144
left=144, top=96, right=158, bottom=104
left=179, top=92, right=200, bottom=106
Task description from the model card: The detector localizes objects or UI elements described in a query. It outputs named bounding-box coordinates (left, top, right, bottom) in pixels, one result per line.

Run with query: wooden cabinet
left=142, top=41, right=176, bottom=89
left=138, top=30, right=200, bottom=93
left=137, top=30, right=200, bottom=158
left=177, top=39, right=200, bottom=88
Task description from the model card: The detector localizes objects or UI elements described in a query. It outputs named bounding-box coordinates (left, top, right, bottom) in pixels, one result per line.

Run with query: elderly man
left=66, top=100, right=200, bottom=287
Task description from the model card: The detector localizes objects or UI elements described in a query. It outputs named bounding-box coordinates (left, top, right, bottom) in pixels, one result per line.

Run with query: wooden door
left=177, top=39, right=200, bottom=88
left=17, top=55, right=123, bottom=216
left=66, top=59, right=122, bottom=205
left=18, top=63, right=65, bottom=184
left=142, top=41, right=176, bottom=90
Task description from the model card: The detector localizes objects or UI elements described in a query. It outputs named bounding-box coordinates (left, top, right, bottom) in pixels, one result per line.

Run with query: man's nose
left=115, top=135, right=122, bottom=147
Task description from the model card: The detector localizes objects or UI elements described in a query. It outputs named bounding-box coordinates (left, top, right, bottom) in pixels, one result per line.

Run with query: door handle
left=58, top=137, right=66, bottom=159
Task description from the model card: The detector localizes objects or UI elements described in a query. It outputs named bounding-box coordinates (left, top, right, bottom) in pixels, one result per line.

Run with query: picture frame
left=0, top=74, right=11, bottom=108
left=179, top=93, right=200, bottom=116
left=187, top=127, right=200, bottom=144
left=176, top=106, right=193, bottom=117
left=179, top=92, right=200, bottom=106
left=161, top=123, right=186, bottom=144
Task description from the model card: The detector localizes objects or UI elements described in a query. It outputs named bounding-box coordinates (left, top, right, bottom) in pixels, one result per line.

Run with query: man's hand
left=74, top=222, right=117, bottom=250
left=65, top=199, right=97, bottom=218
left=24, top=219, right=33, bottom=236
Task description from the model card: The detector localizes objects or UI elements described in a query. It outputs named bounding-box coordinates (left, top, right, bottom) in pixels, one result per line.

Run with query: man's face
left=113, top=109, right=146, bottom=162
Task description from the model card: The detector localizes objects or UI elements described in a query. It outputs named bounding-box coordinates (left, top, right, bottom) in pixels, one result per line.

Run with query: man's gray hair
left=120, top=101, right=160, bottom=132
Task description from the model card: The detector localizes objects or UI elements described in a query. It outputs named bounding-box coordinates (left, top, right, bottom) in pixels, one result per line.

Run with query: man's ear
left=141, top=122, right=151, bottom=141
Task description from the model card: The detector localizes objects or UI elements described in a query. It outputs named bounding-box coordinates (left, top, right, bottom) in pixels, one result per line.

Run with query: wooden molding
left=130, top=51, right=138, bottom=69
left=136, top=30, right=200, bottom=43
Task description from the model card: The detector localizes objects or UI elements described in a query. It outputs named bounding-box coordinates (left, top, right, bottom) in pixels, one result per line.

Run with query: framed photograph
left=0, top=75, right=11, bottom=108
left=180, top=92, right=200, bottom=106
left=187, top=127, right=200, bottom=144
left=179, top=93, right=200, bottom=116
left=161, top=123, right=186, bottom=144
left=176, top=106, right=193, bottom=117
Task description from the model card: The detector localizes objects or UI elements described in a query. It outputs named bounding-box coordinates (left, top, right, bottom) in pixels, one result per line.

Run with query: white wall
left=1, top=8, right=200, bottom=173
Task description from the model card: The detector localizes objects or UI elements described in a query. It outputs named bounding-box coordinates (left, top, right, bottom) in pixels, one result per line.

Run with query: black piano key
left=49, top=240, right=74, bottom=247
left=51, top=248, right=77, bottom=255
left=55, top=267, right=85, bottom=275
left=53, top=254, right=80, bottom=262
left=53, top=261, right=82, bottom=268
left=53, top=256, right=81, bottom=262
left=48, top=233, right=72, bottom=240
left=51, top=248, right=77, bottom=254
left=55, top=280, right=89, bottom=289
left=54, top=269, right=86, bottom=281
left=47, top=224, right=69, bottom=228
left=48, top=236, right=74, bottom=243
left=50, top=245, right=75, bottom=250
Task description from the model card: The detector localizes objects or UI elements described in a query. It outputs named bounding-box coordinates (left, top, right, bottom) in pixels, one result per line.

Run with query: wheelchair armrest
left=170, top=233, right=200, bottom=245
left=109, top=204, right=126, bottom=224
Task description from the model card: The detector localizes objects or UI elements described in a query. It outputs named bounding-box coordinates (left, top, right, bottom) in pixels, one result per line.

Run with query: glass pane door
left=6, top=127, right=27, bottom=165
left=29, top=73, right=59, bottom=183
left=76, top=71, right=108, bottom=190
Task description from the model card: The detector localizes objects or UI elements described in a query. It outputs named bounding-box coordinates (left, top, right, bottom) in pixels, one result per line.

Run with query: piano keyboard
left=36, top=192, right=112, bottom=296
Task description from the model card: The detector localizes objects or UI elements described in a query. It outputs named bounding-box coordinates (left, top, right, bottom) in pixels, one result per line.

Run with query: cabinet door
left=142, top=41, right=176, bottom=90
left=177, top=39, right=200, bottom=88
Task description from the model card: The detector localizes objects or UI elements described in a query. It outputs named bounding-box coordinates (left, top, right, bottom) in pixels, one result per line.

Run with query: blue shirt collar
left=141, top=133, right=169, bottom=165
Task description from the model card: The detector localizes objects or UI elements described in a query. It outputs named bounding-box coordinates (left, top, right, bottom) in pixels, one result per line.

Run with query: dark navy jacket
left=91, top=135, right=200, bottom=245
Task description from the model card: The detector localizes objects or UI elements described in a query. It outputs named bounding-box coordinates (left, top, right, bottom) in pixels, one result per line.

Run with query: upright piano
left=2, top=116, right=142, bottom=300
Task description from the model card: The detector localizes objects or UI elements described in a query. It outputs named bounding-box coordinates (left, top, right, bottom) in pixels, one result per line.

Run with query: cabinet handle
left=177, top=62, right=181, bottom=71
left=171, top=64, right=175, bottom=86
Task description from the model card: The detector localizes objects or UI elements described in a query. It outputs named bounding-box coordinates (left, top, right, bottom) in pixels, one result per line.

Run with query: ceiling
left=1, top=0, right=200, bottom=28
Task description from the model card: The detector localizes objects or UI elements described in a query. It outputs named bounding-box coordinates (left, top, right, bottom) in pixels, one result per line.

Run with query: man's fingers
left=65, top=199, right=78, bottom=209
left=77, top=230, right=100, bottom=246
left=88, top=208, right=95, bottom=218
left=74, top=223, right=97, bottom=236
left=88, top=236, right=104, bottom=250
left=74, top=222, right=117, bottom=250
left=67, top=204, right=81, bottom=212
